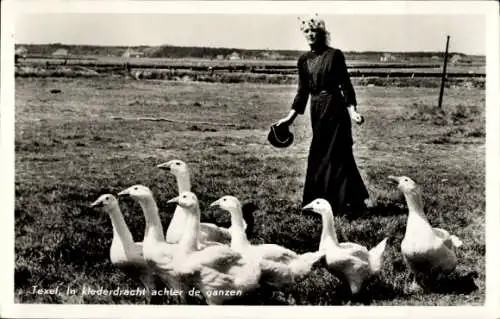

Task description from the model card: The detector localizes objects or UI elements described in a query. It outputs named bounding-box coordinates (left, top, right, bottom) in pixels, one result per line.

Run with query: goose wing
left=289, top=251, right=326, bottom=277
left=190, top=245, right=243, bottom=272
left=252, top=244, right=298, bottom=263
left=199, top=223, right=232, bottom=244
left=326, top=250, right=370, bottom=287
left=433, top=227, right=463, bottom=249
left=433, top=227, right=450, bottom=239
left=259, top=251, right=326, bottom=286
left=258, top=259, right=294, bottom=287
left=338, top=242, right=367, bottom=252
left=131, top=242, right=146, bottom=258
left=337, top=242, right=370, bottom=262
left=166, top=245, right=242, bottom=277
left=144, top=241, right=176, bottom=273
left=196, top=267, right=238, bottom=305
left=172, top=247, right=259, bottom=305
left=198, top=239, right=227, bottom=250
left=325, top=243, right=370, bottom=277
left=187, top=246, right=261, bottom=289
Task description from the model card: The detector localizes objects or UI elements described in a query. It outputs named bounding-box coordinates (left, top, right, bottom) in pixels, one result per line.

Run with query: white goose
left=166, top=191, right=263, bottom=305
left=117, top=185, right=188, bottom=304
left=210, top=195, right=326, bottom=288
left=302, top=198, right=388, bottom=296
left=157, top=159, right=255, bottom=244
left=90, top=194, right=163, bottom=304
left=389, top=175, right=463, bottom=291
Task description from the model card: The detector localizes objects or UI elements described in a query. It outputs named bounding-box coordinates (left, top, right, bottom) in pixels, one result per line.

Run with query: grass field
left=14, top=76, right=485, bottom=305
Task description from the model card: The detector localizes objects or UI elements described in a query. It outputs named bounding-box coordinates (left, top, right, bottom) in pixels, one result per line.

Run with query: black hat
left=268, top=124, right=294, bottom=148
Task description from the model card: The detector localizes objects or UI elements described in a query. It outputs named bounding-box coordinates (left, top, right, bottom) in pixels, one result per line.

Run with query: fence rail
left=16, top=58, right=486, bottom=78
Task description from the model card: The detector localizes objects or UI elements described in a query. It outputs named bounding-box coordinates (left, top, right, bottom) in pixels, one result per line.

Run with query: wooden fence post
left=438, top=35, right=450, bottom=109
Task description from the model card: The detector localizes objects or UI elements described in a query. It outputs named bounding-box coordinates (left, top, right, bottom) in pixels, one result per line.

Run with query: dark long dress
left=291, top=46, right=369, bottom=214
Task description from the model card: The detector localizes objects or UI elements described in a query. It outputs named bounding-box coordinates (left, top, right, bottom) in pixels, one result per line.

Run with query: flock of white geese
left=90, top=159, right=464, bottom=305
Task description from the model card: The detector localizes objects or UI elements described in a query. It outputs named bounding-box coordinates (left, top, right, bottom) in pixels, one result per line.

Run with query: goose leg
left=185, top=292, right=205, bottom=305
left=289, top=288, right=302, bottom=305
left=149, top=289, right=163, bottom=305
left=147, top=279, right=164, bottom=305
left=409, top=279, right=423, bottom=293
left=406, top=273, right=423, bottom=294
left=336, top=279, right=353, bottom=304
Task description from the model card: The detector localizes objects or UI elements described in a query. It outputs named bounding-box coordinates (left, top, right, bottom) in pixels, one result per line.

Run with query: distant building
left=122, top=49, right=145, bottom=58
left=261, top=51, right=284, bottom=60
left=228, top=52, right=241, bottom=60
left=449, top=54, right=461, bottom=64
left=15, top=46, right=28, bottom=57
left=450, top=54, right=470, bottom=64
left=216, top=55, right=225, bottom=60
left=15, top=47, right=28, bottom=63
left=380, top=53, right=396, bottom=62
left=52, top=48, right=69, bottom=57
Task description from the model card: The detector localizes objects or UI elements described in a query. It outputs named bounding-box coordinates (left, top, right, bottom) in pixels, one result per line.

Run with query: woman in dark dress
left=275, top=14, right=369, bottom=216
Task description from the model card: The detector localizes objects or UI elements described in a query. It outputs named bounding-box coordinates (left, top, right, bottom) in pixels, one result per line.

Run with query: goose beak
left=157, top=161, right=172, bottom=170
left=90, top=199, right=103, bottom=208
left=301, top=202, right=316, bottom=214
left=388, top=175, right=401, bottom=183
left=117, top=189, right=130, bottom=196
left=209, top=199, right=221, bottom=208
left=167, top=196, right=180, bottom=204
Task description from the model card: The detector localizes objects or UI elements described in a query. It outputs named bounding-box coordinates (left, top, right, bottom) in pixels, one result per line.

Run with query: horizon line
left=15, top=42, right=485, bottom=56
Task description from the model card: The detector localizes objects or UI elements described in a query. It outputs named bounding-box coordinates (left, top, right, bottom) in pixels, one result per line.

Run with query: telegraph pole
left=438, top=35, right=450, bottom=109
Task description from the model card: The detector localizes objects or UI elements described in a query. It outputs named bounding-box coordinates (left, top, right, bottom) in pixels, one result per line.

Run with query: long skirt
left=301, top=93, right=369, bottom=214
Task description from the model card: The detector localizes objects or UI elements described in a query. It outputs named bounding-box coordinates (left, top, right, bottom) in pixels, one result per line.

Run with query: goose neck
left=403, top=191, right=436, bottom=241
left=178, top=205, right=199, bottom=252
left=319, top=211, right=339, bottom=250
left=404, top=192, right=431, bottom=227
left=176, top=172, right=191, bottom=193
left=108, top=205, right=134, bottom=246
left=139, top=196, right=164, bottom=242
left=229, top=207, right=251, bottom=250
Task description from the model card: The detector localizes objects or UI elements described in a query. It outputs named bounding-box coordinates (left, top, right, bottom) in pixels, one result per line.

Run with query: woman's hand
left=274, top=110, right=298, bottom=127
left=347, top=105, right=364, bottom=125
left=274, top=117, right=293, bottom=127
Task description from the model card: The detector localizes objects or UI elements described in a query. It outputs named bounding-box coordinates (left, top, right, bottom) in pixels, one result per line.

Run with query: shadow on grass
left=344, top=202, right=407, bottom=221
left=326, top=278, right=404, bottom=306
left=357, top=278, right=404, bottom=305
left=422, top=271, right=479, bottom=295
left=221, top=286, right=290, bottom=305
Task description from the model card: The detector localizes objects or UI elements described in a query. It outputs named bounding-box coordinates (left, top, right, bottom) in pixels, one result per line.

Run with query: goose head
left=157, top=159, right=189, bottom=176
left=117, top=184, right=154, bottom=201
left=90, top=194, right=119, bottom=212
left=388, top=175, right=421, bottom=195
left=389, top=175, right=426, bottom=214
left=210, top=196, right=256, bottom=238
left=167, top=191, right=199, bottom=213
left=157, top=160, right=191, bottom=193
left=302, top=198, right=332, bottom=217
left=210, top=195, right=241, bottom=213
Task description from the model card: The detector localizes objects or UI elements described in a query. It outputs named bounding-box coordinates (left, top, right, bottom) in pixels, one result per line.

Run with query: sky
left=15, top=13, right=487, bottom=55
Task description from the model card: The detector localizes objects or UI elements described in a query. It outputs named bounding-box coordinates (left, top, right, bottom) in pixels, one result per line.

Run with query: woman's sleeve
left=335, top=49, right=357, bottom=107
left=291, top=55, right=310, bottom=114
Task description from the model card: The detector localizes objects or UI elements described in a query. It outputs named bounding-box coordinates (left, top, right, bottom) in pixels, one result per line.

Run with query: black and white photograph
left=1, top=0, right=499, bottom=318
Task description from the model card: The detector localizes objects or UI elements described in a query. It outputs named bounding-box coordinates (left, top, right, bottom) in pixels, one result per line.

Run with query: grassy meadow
left=14, top=76, right=485, bottom=305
